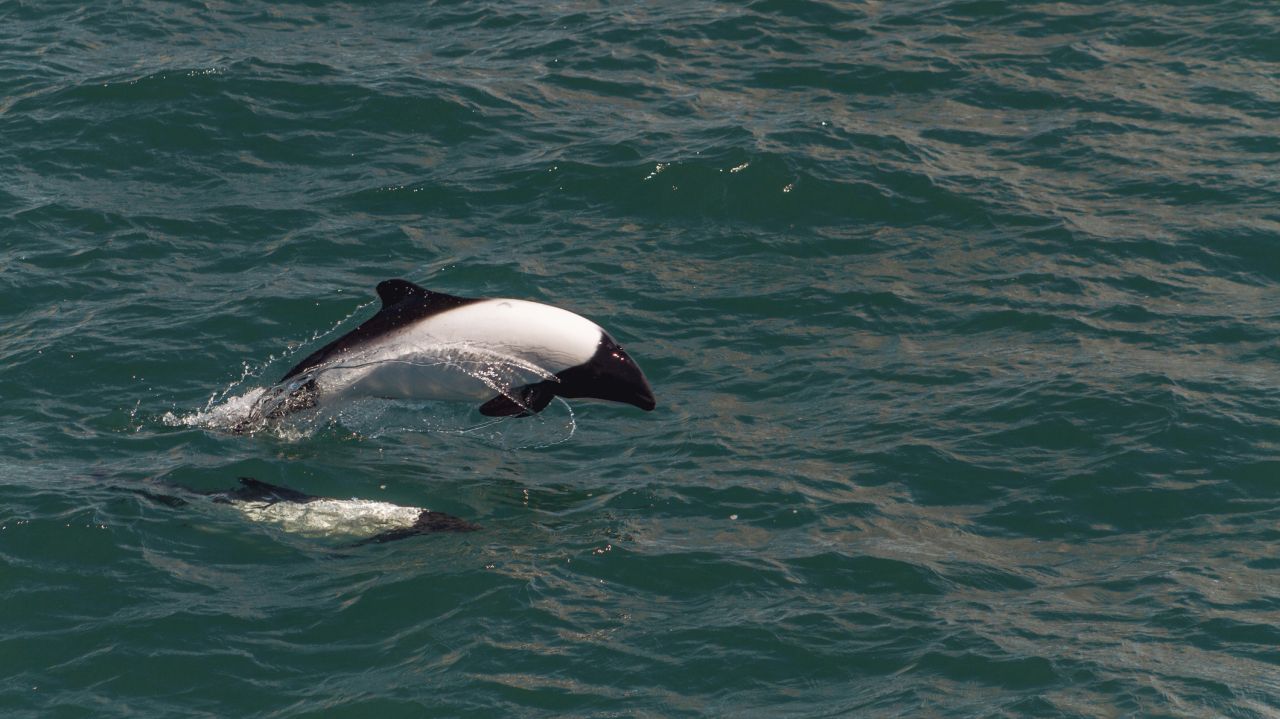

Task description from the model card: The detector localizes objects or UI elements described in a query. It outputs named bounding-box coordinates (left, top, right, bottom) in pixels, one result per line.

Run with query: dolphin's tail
left=232, top=377, right=319, bottom=433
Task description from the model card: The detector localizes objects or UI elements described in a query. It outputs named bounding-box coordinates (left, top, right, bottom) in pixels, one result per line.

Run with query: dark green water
left=3, top=1, right=1279, bottom=716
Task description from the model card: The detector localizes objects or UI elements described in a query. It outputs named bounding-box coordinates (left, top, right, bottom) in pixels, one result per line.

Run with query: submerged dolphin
left=256, top=279, right=656, bottom=420
left=135, top=477, right=479, bottom=545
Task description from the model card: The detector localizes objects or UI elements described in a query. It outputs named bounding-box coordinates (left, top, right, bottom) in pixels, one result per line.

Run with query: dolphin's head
left=556, top=334, right=656, bottom=411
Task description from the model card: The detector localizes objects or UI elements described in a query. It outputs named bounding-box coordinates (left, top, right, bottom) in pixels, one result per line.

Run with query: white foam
left=163, top=386, right=266, bottom=429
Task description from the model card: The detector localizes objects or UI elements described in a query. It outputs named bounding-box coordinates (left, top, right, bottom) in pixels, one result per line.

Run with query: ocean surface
left=3, top=1, right=1279, bottom=716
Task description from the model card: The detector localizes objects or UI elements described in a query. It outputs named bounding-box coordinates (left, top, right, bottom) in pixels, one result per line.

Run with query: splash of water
left=166, top=344, right=577, bottom=448
left=200, top=297, right=380, bottom=416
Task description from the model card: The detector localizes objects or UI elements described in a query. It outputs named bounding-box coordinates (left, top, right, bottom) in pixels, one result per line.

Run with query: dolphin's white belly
left=308, top=298, right=603, bottom=404
left=407, top=299, right=603, bottom=369
left=234, top=498, right=422, bottom=537
left=319, top=353, right=503, bottom=402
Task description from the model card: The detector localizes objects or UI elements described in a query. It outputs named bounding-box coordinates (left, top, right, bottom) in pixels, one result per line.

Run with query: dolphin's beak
left=629, top=380, right=656, bottom=411
left=611, top=345, right=656, bottom=411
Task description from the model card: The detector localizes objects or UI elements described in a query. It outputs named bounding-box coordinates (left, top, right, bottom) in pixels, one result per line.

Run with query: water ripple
left=2, top=0, right=1279, bottom=716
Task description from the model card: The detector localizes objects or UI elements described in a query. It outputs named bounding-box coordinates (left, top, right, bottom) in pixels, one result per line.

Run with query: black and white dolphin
left=133, top=477, right=480, bottom=545
left=256, top=279, right=655, bottom=420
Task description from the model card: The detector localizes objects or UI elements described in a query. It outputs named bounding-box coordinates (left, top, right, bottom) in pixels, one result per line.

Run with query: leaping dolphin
left=254, top=279, right=656, bottom=421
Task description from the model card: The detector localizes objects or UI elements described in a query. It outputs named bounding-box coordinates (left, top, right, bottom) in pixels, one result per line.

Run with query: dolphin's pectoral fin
left=478, top=394, right=525, bottom=417
left=354, top=510, right=481, bottom=545
left=478, top=382, right=556, bottom=417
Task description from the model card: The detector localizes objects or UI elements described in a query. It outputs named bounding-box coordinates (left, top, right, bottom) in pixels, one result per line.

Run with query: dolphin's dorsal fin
left=231, top=477, right=316, bottom=504
left=376, top=279, right=427, bottom=308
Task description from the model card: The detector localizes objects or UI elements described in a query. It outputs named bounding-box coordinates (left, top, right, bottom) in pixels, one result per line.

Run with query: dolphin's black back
left=279, top=280, right=481, bottom=381
left=222, top=477, right=315, bottom=504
